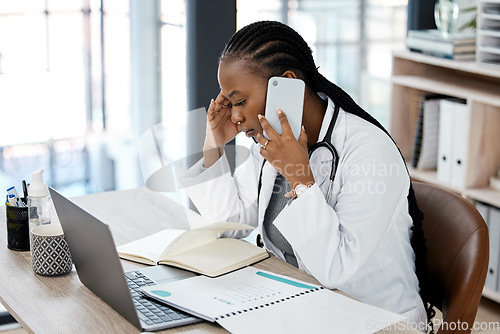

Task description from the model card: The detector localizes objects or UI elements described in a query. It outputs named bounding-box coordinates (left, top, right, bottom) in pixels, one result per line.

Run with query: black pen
left=22, top=180, right=28, bottom=204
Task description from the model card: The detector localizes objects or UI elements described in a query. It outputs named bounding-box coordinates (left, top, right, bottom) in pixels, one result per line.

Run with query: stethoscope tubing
left=307, top=104, right=340, bottom=202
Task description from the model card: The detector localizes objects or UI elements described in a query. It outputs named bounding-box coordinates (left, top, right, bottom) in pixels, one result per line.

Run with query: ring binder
left=141, top=267, right=405, bottom=333
left=215, top=287, right=325, bottom=320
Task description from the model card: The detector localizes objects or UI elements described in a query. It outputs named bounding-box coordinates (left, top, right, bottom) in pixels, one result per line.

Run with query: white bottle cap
left=28, top=169, right=49, bottom=197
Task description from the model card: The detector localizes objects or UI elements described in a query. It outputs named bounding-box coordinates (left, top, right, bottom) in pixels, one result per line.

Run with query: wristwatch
left=291, top=183, right=313, bottom=199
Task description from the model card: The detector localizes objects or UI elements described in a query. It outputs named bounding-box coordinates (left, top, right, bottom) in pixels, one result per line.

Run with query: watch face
left=295, top=184, right=308, bottom=197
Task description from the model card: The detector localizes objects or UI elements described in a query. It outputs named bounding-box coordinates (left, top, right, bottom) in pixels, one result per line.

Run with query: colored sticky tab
left=256, top=271, right=317, bottom=289
left=151, top=290, right=172, bottom=298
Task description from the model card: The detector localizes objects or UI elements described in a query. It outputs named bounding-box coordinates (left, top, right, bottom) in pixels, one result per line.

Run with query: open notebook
left=117, top=222, right=268, bottom=277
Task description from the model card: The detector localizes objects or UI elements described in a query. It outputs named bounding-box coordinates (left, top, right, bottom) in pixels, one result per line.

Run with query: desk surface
left=0, top=188, right=420, bottom=333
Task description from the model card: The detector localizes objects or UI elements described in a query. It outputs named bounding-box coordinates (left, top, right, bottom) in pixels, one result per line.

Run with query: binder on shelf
left=411, top=95, right=446, bottom=170
left=437, top=98, right=470, bottom=189
left=475, top=202, right=494, bottom=289
left=487, top=206, right=500, bottom=292
left=437, top=100, right=454, bottom=184
left=450, top=101, right=470, bottom=189
left=475, top=201, right=490, bottom=222
left=411, top=104, right=424, bottom=168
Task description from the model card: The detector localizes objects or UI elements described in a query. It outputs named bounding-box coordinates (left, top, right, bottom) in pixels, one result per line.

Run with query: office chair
left=413, top=181, right=489, bottom=334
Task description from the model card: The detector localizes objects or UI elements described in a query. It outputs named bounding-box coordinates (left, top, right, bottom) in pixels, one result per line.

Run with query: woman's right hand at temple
left=203, top=91, right=240, bottom=167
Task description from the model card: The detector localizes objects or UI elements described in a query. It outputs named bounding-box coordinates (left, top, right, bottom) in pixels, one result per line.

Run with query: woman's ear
left=281, top=70, right=297, bottom=79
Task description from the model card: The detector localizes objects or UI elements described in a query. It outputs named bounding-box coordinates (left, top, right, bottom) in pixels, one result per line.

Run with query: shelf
left=392, top=47, right=500, bottom=304
left=483, top=287, right=500, bottom=303
left=481, top=13, right=500, bottom=20
left=479, top=46, right=500, bottom=55
left=393, top=50, right=500, bottom=79
left=407, top=167, right=465, bottom=195
left=392, top=75, right=500, bottom=107
left=466, top=187, right=500, bottom=208
left=408, top=167, right=500, bottom=206
left=480, top=28, right=500, bottom=38
left=407, top=167, right=439, bottom=184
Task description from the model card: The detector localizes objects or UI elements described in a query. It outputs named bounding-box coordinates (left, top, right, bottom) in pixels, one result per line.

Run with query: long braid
left=308, top=68, right=434, bottom=329
left=221, top=20, right=435, bottom=328
left=310, top=72, right=433, bottom=325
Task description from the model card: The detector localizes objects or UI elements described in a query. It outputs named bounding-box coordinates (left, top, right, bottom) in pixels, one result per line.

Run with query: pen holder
left=6, top=206, right=30, bottom=251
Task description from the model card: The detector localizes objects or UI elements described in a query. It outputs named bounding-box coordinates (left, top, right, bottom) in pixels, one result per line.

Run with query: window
left=293, top=0, right=407, bottom=127
left=0, top=1, right=407, bottom=195
left=159, top=0, right=187, bottom=162
left=0, top=0, right=131, bottom=195
left=236, top=0, right=406, bottom=144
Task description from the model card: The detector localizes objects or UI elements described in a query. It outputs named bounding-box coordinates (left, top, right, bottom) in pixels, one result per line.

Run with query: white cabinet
left=478, top=0, right=500, bottom=67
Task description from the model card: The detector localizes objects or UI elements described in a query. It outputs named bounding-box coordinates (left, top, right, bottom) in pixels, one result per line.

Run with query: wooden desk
left=0, top=188, right=420, bottom=333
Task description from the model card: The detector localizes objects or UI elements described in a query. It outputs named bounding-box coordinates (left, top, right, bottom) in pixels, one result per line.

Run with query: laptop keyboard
left=125, top=271, right=193, bottom=326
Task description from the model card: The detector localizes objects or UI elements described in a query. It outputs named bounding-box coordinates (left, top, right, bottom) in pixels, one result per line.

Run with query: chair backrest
left=413, top=181, right=489, bottom=334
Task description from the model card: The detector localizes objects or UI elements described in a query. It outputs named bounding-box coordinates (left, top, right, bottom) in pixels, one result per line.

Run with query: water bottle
left=28, top=169, right=51, bottom=250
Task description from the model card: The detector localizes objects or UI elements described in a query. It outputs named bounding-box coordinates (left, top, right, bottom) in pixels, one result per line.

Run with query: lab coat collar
left=316, top=94, right=346, bottom=161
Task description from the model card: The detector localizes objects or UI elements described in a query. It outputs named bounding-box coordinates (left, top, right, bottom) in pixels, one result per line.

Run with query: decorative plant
left=459, top=5, right=477, bottom=31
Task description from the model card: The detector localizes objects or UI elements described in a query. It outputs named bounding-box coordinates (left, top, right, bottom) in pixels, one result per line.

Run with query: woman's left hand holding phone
left=203, top=91, right=239, bottom=168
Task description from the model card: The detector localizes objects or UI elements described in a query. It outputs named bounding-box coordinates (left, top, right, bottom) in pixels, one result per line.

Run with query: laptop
left=49, top=187, right=202, bottom=332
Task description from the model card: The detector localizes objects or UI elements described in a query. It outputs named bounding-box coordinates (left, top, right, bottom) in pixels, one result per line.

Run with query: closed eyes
left=233, top=100, right=246, bottom=107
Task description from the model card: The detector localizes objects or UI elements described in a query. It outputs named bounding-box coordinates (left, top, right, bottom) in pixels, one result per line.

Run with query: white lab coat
left=180, top=97, right=427, bottom=330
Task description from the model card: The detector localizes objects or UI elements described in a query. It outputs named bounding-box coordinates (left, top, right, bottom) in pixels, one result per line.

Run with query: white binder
left=450, top=102, right=470, bottom=189
left=437, top=99, right=470, bottom=188
left=475, top=201, right=490, bottom=222
left=487, top=206, right=500, bottom=292
left=437, top=100, right=454, bottom=184
left=475, top=202, right=495, bottom=290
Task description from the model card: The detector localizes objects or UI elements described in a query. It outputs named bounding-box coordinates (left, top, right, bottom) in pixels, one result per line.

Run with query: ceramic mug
left=31, top=224, right=73, bottom=276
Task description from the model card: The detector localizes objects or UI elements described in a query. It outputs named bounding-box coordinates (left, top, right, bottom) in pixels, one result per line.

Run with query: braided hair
left=220, top=20, right=435, bottom=327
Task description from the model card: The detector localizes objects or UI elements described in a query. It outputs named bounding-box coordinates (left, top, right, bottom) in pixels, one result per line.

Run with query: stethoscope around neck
left=257, top=104, right=340, bottom=203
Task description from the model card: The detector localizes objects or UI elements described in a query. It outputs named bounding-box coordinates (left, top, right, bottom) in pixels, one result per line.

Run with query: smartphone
left=264, top=76, right=305, bottom=140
